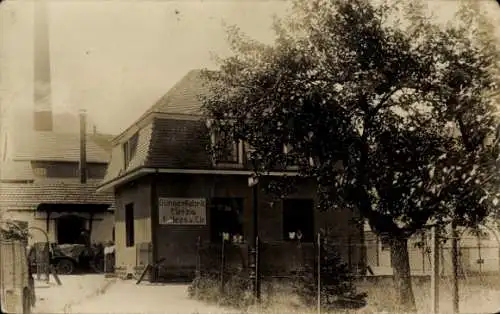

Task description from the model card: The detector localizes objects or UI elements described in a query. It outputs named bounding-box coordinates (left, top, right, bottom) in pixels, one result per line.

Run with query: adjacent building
left=0, top=113, right=115, bottom=245
left=0, top=0, right=115, bottom=246
left=98, top=70, right=364, bottom=280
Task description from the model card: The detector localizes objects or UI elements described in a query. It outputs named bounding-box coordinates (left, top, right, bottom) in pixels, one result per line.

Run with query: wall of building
left=90, top=213, right=115, bottom=244
left=3, top=210, right=114, bottom=246
left=152, top=174, right=361, bottom=279
left=365, top=225, right=500, bottom=276
left=113, top=178, right=152, bottom=278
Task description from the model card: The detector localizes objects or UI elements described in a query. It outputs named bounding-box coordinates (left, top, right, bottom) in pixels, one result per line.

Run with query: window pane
left=214, top=131, right=239, bottom=163
left=283, top=199, right=314, bottom=242
left=125, top=203, right=135, bottom=247
left=209, top=198, right=244, bottom=243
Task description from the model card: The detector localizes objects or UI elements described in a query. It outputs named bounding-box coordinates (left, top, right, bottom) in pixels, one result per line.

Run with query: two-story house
left=98, top=69, right=364, bottom=281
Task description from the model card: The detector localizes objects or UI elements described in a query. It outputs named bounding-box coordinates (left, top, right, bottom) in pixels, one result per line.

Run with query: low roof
left=0, top=179, right=115, bottom=212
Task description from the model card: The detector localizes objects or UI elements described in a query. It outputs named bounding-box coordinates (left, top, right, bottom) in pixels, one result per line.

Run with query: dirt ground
left=31, top=274, right=500, bottom=314
left=33, top=275, right=234, bottom=314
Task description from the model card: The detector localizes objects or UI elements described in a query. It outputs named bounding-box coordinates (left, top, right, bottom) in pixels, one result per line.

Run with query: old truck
left=0, top=239, right=35, bottom=314
left=28, top=242, right=105, bottom=275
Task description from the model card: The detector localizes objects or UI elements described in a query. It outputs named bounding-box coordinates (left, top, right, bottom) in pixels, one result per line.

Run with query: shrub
left=188, top=270, right=255, bottom=308
left=294, top=230, right=367, bottom=310
left=0, top=220, right=29, bottom=242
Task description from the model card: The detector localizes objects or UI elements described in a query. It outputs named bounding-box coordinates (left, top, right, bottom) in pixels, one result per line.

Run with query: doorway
left=56, top=215, right=86, bottom=244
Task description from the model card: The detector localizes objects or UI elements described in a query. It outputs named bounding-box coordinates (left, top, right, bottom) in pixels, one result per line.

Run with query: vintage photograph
left=0, top=0, right=499, bottom=313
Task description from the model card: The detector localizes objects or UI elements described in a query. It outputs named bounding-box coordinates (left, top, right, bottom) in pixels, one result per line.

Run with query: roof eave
left=96, top=167, right=155, bottom=193
left=110, top=111, right=156, bottom=146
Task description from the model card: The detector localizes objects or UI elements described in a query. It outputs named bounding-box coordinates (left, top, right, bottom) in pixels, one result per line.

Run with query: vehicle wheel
left=22, top=287, right=31, bottom=314
left=55, top=259, right=75, bottom=275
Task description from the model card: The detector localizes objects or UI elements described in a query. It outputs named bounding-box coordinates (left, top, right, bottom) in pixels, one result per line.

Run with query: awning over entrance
left=36, top=203, right=111, bottom=213
left=36, top=203, right=113, bottom=235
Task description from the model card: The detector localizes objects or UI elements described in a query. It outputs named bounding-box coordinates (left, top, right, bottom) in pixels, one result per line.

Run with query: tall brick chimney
left=79, top=109, right=87, bottom=184
left=33, top=0, right=53, bottom=131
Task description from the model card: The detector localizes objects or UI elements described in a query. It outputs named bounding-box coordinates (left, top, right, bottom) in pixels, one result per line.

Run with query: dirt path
left=67, top=281, right=236, bottom=314
left=33, top=275, right=114, bottom=313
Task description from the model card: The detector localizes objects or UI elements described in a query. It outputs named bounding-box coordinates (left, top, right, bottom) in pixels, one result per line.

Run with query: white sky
left=0, top=0, right=498, bottom=135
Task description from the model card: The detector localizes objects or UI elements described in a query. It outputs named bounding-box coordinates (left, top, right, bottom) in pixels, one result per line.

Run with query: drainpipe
left=79, top=109, right=87, bottom=184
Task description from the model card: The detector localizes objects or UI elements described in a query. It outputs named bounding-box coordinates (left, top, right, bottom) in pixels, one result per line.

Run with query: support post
left=150, top=173, right=159, bottom=283
left=220, top=235, right=226, bottom=294
left=451, top=220, right=459, bottom=314
left=317, top=232, right=321, bottom=314
left=431, top=226, right=440, bottom=314
left=248, top=175, right=260, bottom=302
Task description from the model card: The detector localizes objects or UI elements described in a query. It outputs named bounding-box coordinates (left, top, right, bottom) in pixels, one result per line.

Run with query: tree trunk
left=390, top=237, right=416, bottom=312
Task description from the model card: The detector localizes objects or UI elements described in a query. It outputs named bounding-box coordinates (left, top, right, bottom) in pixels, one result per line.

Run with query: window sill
left=213, top=162, right=245, bottom=169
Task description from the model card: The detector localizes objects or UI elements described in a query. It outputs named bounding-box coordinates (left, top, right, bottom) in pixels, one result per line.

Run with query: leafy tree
left=201, top=0, right=500, bottom=310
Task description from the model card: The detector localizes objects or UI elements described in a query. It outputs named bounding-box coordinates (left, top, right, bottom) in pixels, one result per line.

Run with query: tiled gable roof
left=0, top=179, right=115, bottom=212
left=147, top=69, right=210, bottom=115
left=9, top=131, right=114, bottom=163
left=102, top=122, right=153, bottom=184
left=146, top=118, right=212, bottom=169
left=100, top=69, right=250, bottom=189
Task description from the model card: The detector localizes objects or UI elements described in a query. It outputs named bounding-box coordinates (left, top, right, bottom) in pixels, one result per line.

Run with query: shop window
left=210, top=198, right=244, bottom=243
left=283, top=198, right=314, bottom=242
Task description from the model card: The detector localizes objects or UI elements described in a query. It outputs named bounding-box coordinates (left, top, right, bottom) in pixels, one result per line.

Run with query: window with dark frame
left=125, top=203, right=135, bottom=247
left=123, top=132, right=139, bottom=167
left=212, top=130, right=240, bottom=164
left=282, top=198, right=315, bottom=243
left=209, top=198, right=244, bottom=243
left=283, top=143, right=299, bottom=167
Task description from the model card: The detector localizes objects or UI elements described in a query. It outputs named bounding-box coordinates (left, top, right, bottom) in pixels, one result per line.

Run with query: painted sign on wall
left=158, top=198, right=207, bottom=225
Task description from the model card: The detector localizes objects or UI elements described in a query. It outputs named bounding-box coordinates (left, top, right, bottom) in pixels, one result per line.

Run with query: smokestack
left=33, top=0, right=53, bottom=131
left=79, top=110, right=87, bottom=184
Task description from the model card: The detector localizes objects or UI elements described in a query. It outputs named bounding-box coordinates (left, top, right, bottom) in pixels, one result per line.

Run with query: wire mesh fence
left=193, top=230, right=500, bottom=288
left=364, top=230, right=500, bottom=277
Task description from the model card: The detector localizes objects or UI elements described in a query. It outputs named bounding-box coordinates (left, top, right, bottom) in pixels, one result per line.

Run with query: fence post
left=317, top=232, right=321, bottom=314
left=220, top=235, right=226, bottom=294
left=256, top=236, right=261, bottom=301
left=347, top=235, right=352, bottom=271
left=451, top=220, right=459, bottom=314
left=431, top=226, right=440, bottom=314
left=196, top=236, right=201, bottom=279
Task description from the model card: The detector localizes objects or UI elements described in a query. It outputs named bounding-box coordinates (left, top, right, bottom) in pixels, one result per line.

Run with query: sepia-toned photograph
left=0, top=0, right=499, bottom=313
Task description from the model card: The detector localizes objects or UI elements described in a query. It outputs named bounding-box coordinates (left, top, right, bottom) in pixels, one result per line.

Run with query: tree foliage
left=201, top=0, right=500, bottom=310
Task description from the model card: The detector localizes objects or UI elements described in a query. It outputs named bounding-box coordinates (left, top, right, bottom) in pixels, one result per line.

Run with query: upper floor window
left=123, top=132, right=139, bottom=167
left=33, top=167, right=48, bottom=177
left=283, top=144, right=299, bottom=168
left=31, top=161, right=107, bottom=179
left=210, top=130, right=243, bottom=165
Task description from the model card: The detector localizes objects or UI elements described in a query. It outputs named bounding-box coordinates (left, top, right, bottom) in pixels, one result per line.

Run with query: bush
left=188, top=270, right=255, bottom=308
left=294, top=231, right=367, bottom=310
left=0, top=220, right=29, bottom=242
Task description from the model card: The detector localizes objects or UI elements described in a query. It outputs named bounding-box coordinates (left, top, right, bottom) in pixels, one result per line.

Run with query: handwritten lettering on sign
left=158, top=198, right=207, bottom=225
